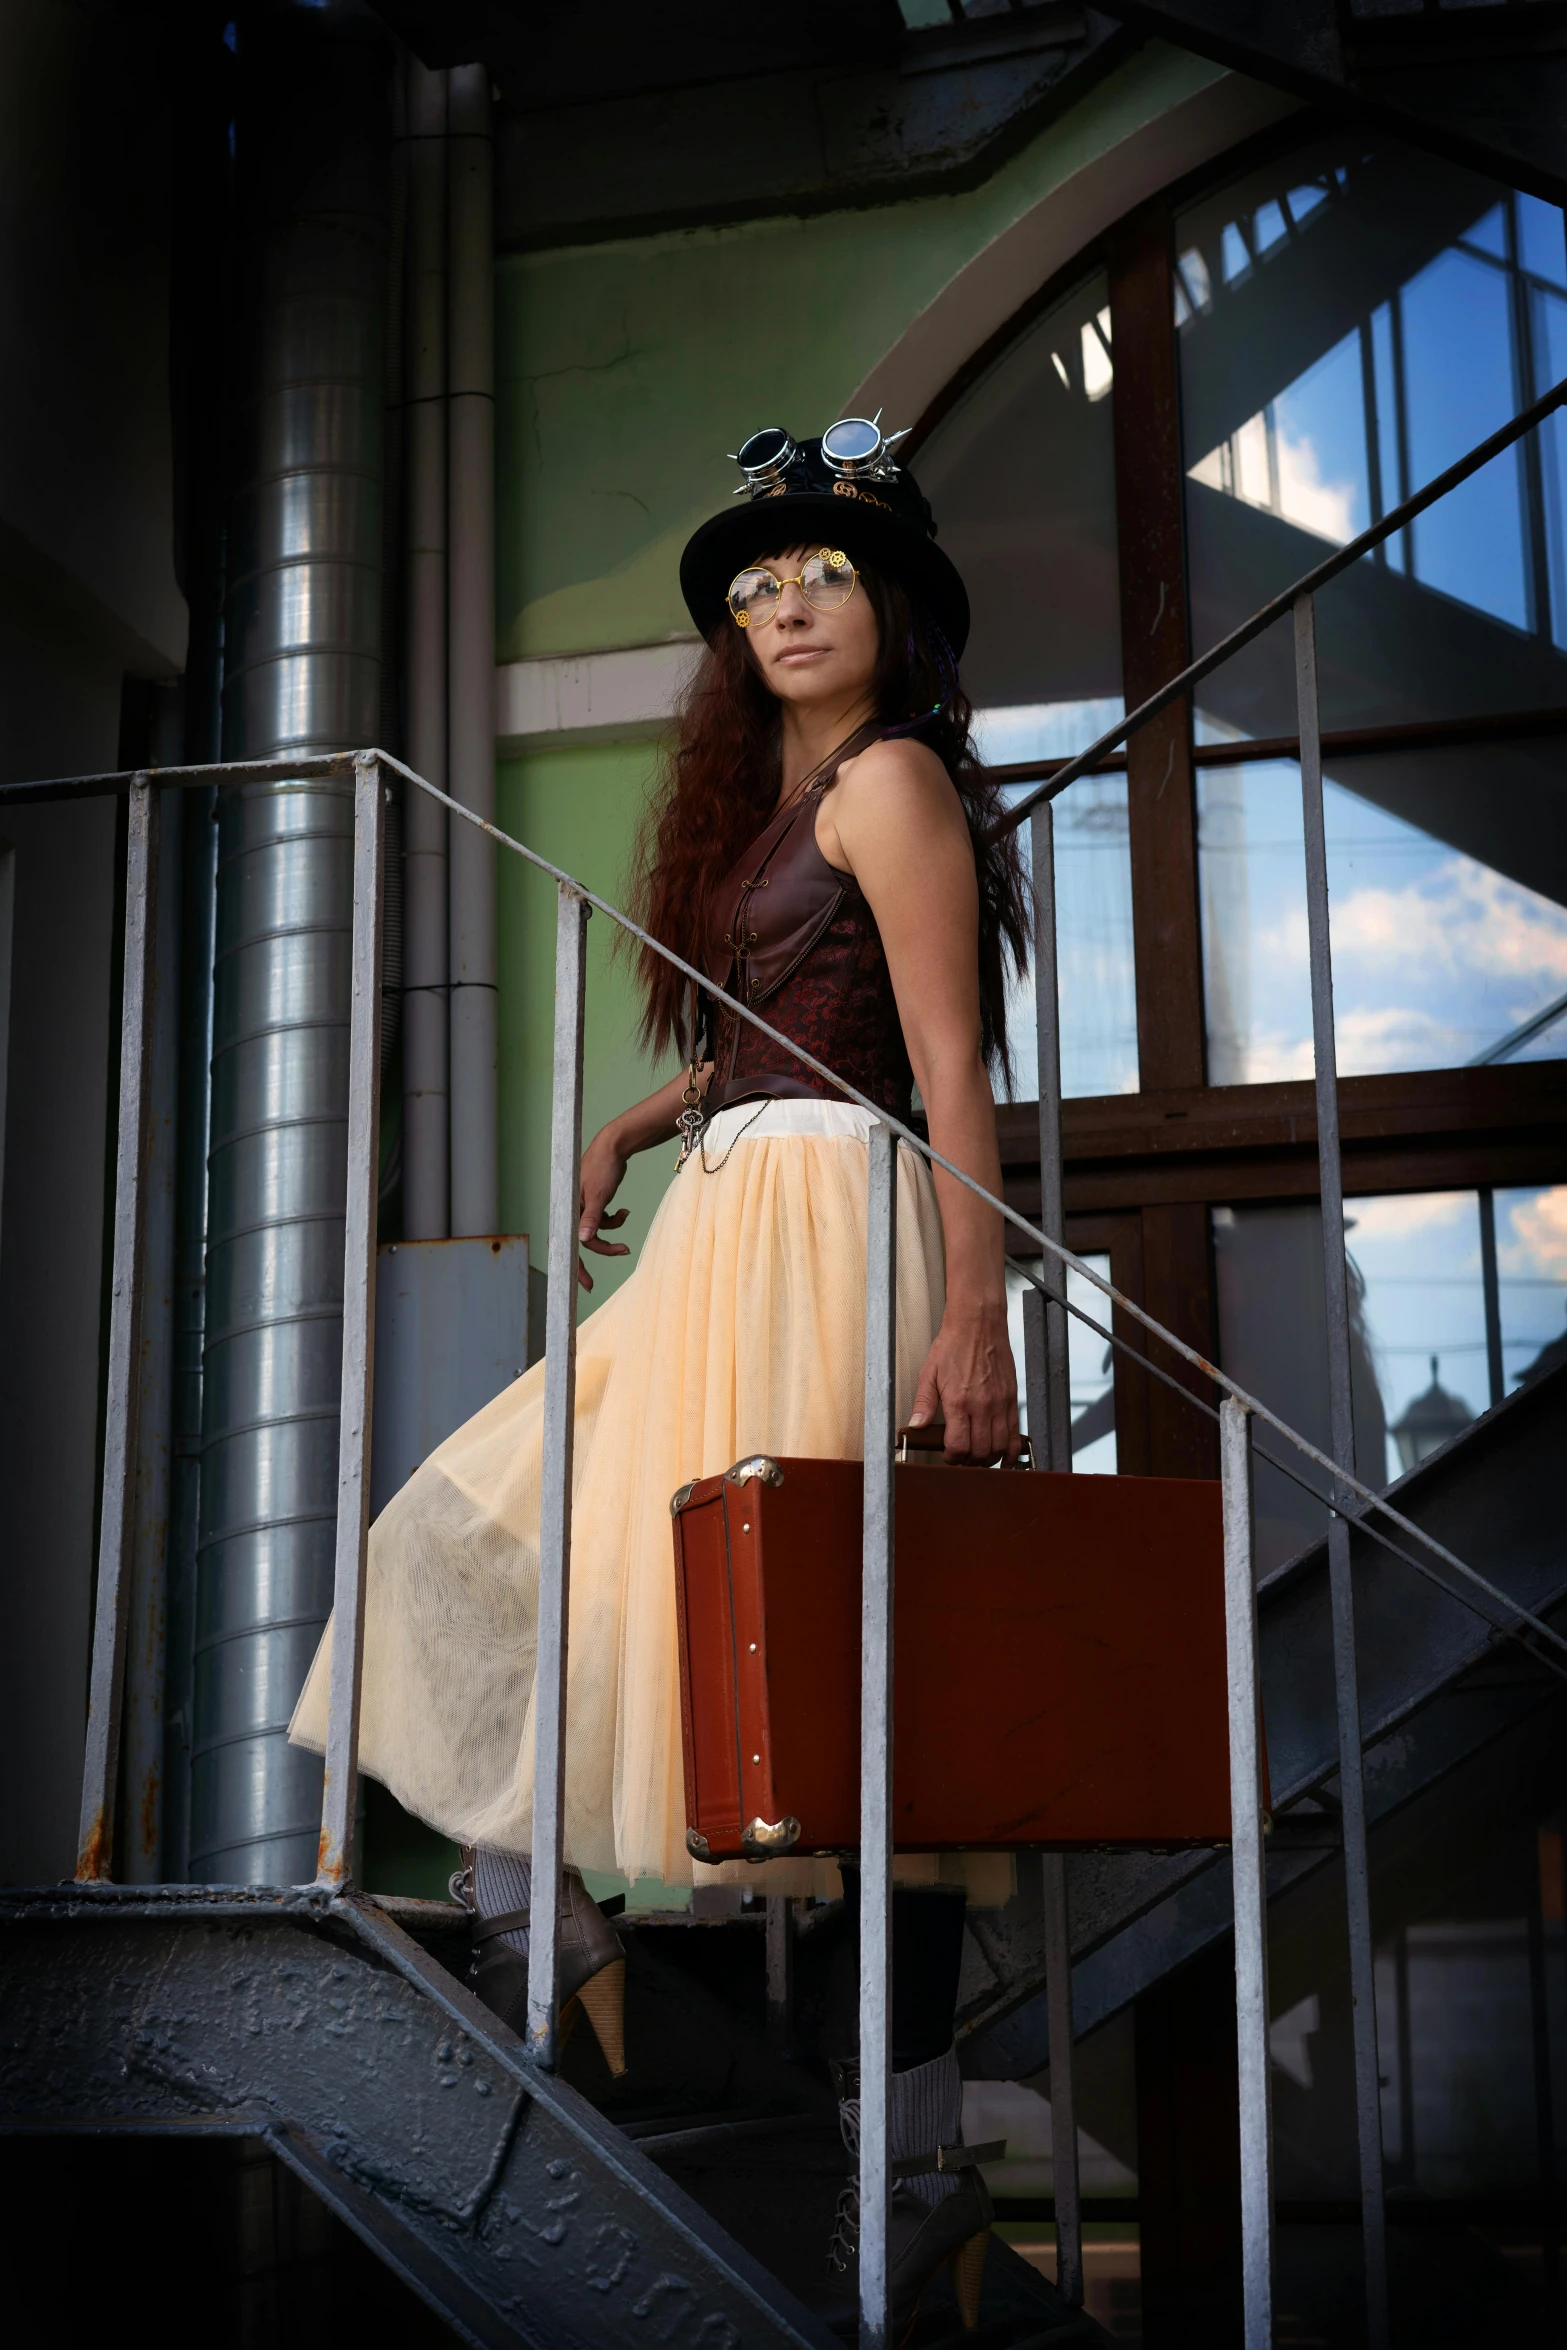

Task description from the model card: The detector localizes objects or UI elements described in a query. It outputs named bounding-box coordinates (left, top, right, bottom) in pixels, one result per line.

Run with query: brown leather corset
left=703, top=773, right=913, bottom=1121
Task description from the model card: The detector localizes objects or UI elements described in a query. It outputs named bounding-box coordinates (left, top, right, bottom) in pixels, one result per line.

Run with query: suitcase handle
left=896, top=1425, right=1034, bottom=1468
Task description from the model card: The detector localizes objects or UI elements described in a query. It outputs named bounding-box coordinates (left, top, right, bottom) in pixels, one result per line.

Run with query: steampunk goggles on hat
left=729, top=413, right=911, bottom=499
left=680, top=410, right=971, bottom=658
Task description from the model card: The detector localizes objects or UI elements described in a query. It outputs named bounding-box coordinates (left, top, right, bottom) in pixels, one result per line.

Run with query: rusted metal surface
left=0, top=1885, right=835, bottom=2350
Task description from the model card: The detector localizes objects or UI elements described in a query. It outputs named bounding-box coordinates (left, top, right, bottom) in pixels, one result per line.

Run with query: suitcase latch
left=741, top=1814, right=801, bottom=1861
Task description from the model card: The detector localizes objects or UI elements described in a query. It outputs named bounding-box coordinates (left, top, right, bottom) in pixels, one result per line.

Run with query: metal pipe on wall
left=402, top=58, right=450, bottom=1240
left=446, top=60, right=498, bottom=1239
left=192, top=0, right=390, bottom=1887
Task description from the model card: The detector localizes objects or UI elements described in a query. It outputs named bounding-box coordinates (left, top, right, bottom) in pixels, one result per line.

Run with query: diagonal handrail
left=375, top=745, right=1567, bottom=1671
left=989, top=367, right=1567, bottom=837
left=26, top=733, right=1563, bottom=1669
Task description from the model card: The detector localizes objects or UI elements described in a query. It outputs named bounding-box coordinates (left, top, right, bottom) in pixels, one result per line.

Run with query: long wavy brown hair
left=628, top=562, right=1032, bottom=1086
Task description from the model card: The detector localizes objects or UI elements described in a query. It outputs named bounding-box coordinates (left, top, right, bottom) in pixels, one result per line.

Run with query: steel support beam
left=0, top=1886, right=835, bottom=2350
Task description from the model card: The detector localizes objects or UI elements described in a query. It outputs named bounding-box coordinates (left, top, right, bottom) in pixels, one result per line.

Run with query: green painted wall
left=493, top=42, right=1231, bottom=1278
left=498, top=740, right=681, bottom=1302
left=495, top=41, right=1226, bottom=661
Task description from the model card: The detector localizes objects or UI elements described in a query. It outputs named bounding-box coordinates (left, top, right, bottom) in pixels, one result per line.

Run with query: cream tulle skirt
left=289, top=1101, right=951, bottom=1890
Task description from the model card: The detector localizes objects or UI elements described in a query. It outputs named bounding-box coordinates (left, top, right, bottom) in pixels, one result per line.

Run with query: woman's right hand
left=577, top=1125, right=631, bottom=1290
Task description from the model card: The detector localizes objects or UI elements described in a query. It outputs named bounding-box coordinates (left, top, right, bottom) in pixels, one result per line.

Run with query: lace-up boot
left=452, top=1846, right=627, bottom=2076
left=826, top=2044, right=1001, bottom=2336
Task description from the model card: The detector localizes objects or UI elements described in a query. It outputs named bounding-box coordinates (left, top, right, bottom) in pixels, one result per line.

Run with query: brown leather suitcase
left=670, top=1445, right=1243, bottom=1865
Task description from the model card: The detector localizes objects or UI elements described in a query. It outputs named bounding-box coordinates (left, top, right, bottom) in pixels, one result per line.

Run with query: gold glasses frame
left=726, top=548, right=857, bottom=629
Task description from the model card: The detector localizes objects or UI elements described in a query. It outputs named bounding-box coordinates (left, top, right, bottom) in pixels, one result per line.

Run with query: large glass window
left=991, top=767, right=1138, bottom=1103
left=1213, top=1184, right=1567, bottom=1573
left=1005, top=1251, right=1117, bottom=1472
left=1177, top=133, right=1567, bottom=1085
left=1198, top=751, right=1567, bottom=1079
left=920, top=271, right=1121, bottom=715
left=919, top=275, right=1137, bottom=1099
left=1178, top=137, right=1567, bottom=732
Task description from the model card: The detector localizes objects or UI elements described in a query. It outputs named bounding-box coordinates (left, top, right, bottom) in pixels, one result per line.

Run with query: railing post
left=1296, top=591, right=1390, bottom=2348
left=860, top=1120, right=898, bottom=2350
left=766, top=1894, right=794, bottom=2054
left=527, top=883, right=590, bottom=2063
left=76, top=774, right=160, bottom=1880
left=1040, top=1854, right=1082, bottom=2305
left=316, top=754, right=386, bottom=1888
left=1221, top=1396, right=1273, bottom=2348
left=1478, top=1187, right=1505, bottom=1409
left=1027, top=803, right=1072, bottom=1472
left=1028, top=800, right=1082, bottom=2306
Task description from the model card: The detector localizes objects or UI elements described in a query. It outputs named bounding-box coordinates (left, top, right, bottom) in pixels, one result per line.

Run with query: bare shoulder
left=831, top=734, right=967, bottom=838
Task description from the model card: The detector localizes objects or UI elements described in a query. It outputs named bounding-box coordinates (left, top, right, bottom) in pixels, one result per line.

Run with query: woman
left=291, top=417, right=1029, bottom=2330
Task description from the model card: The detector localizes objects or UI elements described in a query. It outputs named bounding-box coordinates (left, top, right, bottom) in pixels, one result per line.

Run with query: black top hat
left=679, top=420, right=970, bottom=658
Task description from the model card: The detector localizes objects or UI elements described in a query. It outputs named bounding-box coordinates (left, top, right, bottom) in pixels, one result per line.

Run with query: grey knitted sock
left=474, top=1847, right=532, bottom=1957
left=836, top=2042, right=966, bottom=2210
left=892, top=2043, right=965, bottom=2208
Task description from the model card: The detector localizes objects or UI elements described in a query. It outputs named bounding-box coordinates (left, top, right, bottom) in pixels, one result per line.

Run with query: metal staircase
left=961, top=1349, right=1567, bottom=2077
left=1, top=382, right=1565, bottom=2349
left=0, top=1880, right=1098, bottom=2347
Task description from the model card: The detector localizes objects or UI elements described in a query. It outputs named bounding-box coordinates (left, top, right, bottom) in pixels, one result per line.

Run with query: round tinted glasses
left=726, top=549, right=858, bottom=629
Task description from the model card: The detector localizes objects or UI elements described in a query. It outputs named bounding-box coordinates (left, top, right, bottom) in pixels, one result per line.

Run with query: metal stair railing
left=9, top=365, right=1566, bottom=2350
left=999, top=363, right=1567, bottom=2350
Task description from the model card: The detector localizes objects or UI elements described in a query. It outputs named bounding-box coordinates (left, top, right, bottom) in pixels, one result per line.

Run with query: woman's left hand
left=908, top=1300, right=1022, bottom=1464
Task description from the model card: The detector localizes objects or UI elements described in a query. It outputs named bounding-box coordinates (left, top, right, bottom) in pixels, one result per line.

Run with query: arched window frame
left=904, top=117, right=1567, bottom=1481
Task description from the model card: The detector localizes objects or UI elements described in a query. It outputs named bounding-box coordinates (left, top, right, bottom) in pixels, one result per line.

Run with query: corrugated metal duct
left=192, top=0, right=391, bottom=1885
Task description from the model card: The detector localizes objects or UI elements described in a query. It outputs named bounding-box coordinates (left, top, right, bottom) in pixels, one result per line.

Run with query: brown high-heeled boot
left=453, top=1847, right=627, bottom=2076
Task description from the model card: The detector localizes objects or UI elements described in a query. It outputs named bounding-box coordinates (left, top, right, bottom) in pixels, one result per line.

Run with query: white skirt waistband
left=701, top=1097, right=878, bottom=1149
